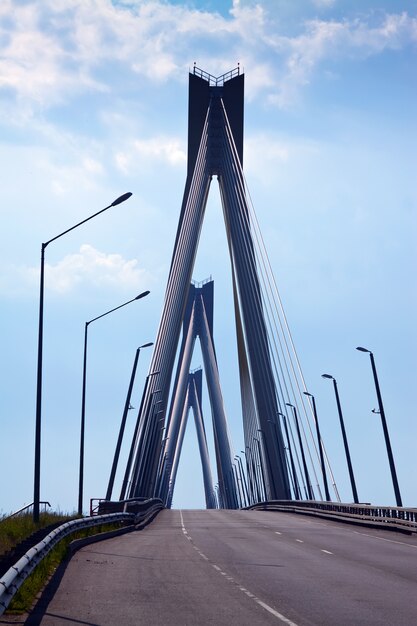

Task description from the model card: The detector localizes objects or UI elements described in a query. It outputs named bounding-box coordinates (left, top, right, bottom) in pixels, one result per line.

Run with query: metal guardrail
left=247, top=500, right=417, bottom=533
left=0, top=498, right=163, bottom=616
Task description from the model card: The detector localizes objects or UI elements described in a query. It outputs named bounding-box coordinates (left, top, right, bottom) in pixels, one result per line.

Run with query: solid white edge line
left=353, top=530, right=417, bottom=548
left=256, top=599, right=300, bottom=626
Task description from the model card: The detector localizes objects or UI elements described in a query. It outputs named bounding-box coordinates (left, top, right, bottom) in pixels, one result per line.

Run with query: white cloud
left=45, top=244, right=149, bottom=293
left=115, top=136, right=186, bottom=174
left=2, top=245, right=151, bottom=296
left=312, top=0, right=336, bottom=8
left=266, top=11, right=417, bottom=107
left=244, top=133, right=319, bottom=185
left=0, top=2, right=416, bottom=113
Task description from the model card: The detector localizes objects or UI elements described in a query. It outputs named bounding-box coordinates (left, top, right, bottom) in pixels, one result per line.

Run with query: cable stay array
left=117, top=67, right=338, bottom=508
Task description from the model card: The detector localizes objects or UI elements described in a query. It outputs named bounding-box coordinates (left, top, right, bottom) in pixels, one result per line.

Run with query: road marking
left=275, top=531, right=282, bottom=535
left=321, top=549, right=333, bottom=555
left=180, top=511, right=301, bottom=626
left=353, top=530, right=417, bottom=549
left=256, top=599, right=300, bottom=625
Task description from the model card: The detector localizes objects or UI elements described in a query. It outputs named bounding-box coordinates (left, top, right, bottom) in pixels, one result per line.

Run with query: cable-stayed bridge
left=2, top=67, right=416, bottom=626
left=117, top=66, right=340, bottom=510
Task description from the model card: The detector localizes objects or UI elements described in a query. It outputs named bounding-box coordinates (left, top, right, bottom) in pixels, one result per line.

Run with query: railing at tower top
left=192, top=65, right=241, bottom=86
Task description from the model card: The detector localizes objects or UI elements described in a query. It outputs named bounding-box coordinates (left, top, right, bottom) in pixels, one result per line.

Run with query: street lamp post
left=253, top=437, right=267, bottom=501
left=356, top=347, right=402, bottom=507
left=105, top=342, right=153, bottom=501
left=322, top=374, right=359, bottom=504
left=232, top=463, right=242, bottom=509
left=257, top=428, right=276, bottom=500
left=241, top=450, right=255, bottom=504
left=303, top=392, right=331, bottom=501
left=286, top=403, right=313, bottom=500
left=246, top=445, right=261, bottom=503
left=34, top=192, right=132, bottom=523
left=235, top=455, right=249, bottom=507
left=119, top=369, right=160, bottom=501
left=78, top=290, right=150, bottom=515
left=277, top=414, right=300, bottom=500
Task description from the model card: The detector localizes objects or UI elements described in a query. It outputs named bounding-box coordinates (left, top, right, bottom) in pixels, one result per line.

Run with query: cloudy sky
left=1, top=0, right=415, bottom=514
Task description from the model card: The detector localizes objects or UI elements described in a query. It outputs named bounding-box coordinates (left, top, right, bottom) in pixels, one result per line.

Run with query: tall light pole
left=356, top=347, right=402, bottom=507
left=78, top=290, right=150, bottom=515
left=277, top=413, right=300, bottom=500
left=119, top=369, right=160, bottom=501
left=303, top=392, right=331, bottom=501
left=246, top=445, right=261, bottom=503
left=286, top=403, right=313, bottom=500
left=235, top=455, right=249, bottom=507
left=105, top=342, right=153, bottom=501
left=34, top=192, right=133, bottom=523
left=232, top=464, right=242, bottom=509
left=241, top=450, right=255, bottom=504
left=258, top=429, right=276, bottom=500
left=253, top=437, right=266, bottom=501
left=322, top=374, right=359, bottom=504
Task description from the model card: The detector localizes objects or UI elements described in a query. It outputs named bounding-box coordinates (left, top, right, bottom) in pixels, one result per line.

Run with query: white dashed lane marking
left=179, top=510, right=300, bottom=626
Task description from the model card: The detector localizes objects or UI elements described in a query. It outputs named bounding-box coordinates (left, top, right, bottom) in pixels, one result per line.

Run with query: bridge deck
left=25, top=509, right=417, bottom=625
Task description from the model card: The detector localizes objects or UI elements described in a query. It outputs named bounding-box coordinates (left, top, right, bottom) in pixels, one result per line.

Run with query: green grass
left=0, top=511, right=75, bottom=557
left=6, top=521, right=125, bottom=614
left=7, top=523, right=121, bottom=615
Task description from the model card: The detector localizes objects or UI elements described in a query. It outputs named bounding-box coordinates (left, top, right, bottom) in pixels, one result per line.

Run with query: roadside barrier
left=0, top=498, right=163, bottom=616
left=247, top=500, right=417, bottom=533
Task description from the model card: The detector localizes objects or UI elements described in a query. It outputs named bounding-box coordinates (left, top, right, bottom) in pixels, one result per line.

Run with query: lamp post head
left=285, top=402, right=294, bottom=409
left=303, top=391, right=313, bottom=398
left=356, top=346, right=370, bottom=353
left=140, top=342, right=153, bottom=349
left=111, top=192, right=132, bottom=206
left=136, top=290, right=150, bottom=300
left=321, top=374, right=334, bottom=380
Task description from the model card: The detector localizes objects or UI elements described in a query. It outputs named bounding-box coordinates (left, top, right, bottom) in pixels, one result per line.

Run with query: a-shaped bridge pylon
left=125, top=66, right=293, bottom=506
left=160, top=368, right=215, bottom=509
left=159, top=280, right=239, bottom=509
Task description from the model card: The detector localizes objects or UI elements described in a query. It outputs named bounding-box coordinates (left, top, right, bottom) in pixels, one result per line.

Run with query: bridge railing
left=247, top=500, right=417, bottom=533
left=0, top=498, right=163, bottom=616
left=0, top=502, right=51, bottom=523
left=192, top=65, right=240, bottom=86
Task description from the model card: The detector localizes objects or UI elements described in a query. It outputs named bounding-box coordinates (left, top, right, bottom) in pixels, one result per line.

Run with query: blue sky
left=0, top=0, right=415, bottom=514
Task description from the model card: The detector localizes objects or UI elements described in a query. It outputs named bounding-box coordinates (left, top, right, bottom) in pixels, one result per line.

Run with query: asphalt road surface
left=24, top=509, right=417, bottom=625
